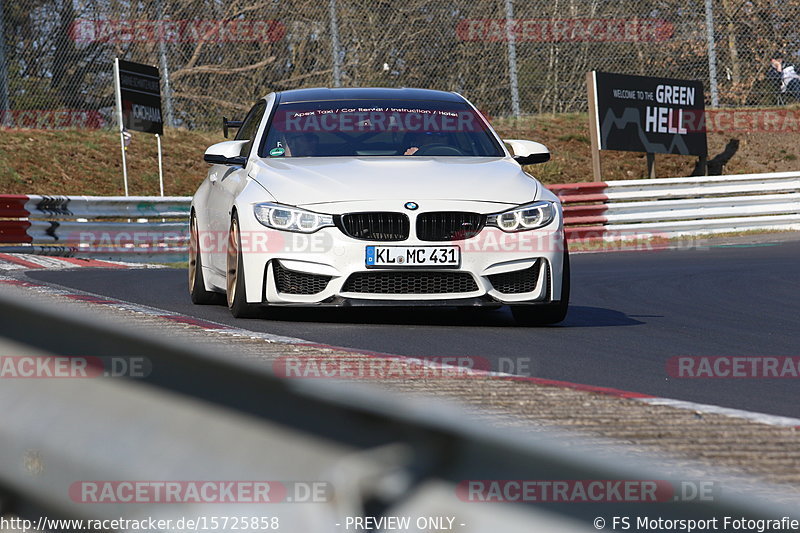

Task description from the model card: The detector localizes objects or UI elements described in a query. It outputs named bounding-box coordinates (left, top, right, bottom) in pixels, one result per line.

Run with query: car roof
left=275, top=87, right=465, bottom=104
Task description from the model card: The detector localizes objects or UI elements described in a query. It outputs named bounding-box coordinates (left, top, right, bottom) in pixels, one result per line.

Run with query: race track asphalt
left=27, top=239, right=800, bottom=418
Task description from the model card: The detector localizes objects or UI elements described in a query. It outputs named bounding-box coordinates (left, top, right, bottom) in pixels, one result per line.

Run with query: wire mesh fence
left=1, top=0, right=799, bottom=130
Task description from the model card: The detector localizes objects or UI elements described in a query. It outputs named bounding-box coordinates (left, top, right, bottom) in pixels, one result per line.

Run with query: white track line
left=637, top=397, right=800, bottom=428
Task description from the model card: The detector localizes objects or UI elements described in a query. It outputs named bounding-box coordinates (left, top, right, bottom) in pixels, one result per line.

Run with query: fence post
left=156, top=0, right=174, bottom=128
left=704, top=0, right=720, bottom=108
left=0, top=0, right=9, bottom=121
left=504, top=0, right=521, bottom=117
left=329, top=0, right=342, bottom=88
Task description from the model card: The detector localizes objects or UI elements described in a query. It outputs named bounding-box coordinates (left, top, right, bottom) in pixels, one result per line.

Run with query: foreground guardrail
left=0, top=284, right=796, bottom=530
left=1, top=171, right=799, bottom=262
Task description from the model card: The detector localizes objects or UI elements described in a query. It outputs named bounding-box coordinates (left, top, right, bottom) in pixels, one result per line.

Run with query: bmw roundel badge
left=404, top=202, right=419, bottom=211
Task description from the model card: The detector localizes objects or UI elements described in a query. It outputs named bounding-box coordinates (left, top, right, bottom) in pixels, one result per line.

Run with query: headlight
left=253, top=203, right=334, bottom=233
left=486, top=201, right=556, bottom=232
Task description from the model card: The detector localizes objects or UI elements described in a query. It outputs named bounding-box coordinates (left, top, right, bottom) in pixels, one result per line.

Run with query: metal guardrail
left=551, top=171, right=800, bottom=240
left=0, top=195, right=191, bottom=262
left=0, top=284, right=797, bottom=531
left=1, top=171, right=799, bottom=262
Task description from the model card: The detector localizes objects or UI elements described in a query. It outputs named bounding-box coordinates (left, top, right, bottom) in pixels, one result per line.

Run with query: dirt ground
left=0, top=128, right=219, bottom=196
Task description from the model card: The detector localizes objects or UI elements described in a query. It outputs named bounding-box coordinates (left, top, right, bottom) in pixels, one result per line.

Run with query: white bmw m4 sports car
left=190, top=88, right=569, bottom=325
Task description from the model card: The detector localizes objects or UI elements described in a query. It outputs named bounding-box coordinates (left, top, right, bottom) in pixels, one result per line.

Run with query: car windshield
left=259, top=99, right=504, bottom=158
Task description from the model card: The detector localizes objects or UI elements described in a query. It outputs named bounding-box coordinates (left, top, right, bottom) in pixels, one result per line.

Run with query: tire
left=189, top=213, right=224, bottom=305
left=226, top=213, right=262, bottom=318
left=511, top=248, right=570, bottom=326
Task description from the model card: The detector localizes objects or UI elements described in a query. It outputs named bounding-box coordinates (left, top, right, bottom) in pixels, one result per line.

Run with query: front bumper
left=238, top=210, right=565, bottom=307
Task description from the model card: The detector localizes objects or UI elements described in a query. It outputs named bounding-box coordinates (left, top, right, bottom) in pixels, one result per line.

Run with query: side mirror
left=222, top=116, right=243, bottom=139
left=204, top=140, right=248, bottom=166
left=504, top=139, right=551, bottom=165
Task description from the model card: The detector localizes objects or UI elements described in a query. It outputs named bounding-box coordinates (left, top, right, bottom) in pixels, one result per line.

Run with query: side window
left=235, top=101, right=267, bottom=157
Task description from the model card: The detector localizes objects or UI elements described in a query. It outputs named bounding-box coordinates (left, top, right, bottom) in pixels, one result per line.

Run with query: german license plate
left=365, top=246, right=460, bottom=267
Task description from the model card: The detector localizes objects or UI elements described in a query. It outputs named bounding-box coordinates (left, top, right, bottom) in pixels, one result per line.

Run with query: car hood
left=248, top=157, right=540, bottom=208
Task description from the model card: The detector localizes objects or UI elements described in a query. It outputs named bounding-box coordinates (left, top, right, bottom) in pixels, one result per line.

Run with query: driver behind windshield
left=286, top=132, right=319, bottom=157
left=403, top=131, right=448, bottom=155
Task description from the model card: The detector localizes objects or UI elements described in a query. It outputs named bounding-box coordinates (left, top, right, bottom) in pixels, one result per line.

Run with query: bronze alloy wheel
left=189, top=212, right=223, bottom=305
left=188, top=215, right=199, bottom=293
left=226, top=218, right=240, bottom=308
left=224, top=214, right=261, bottom=317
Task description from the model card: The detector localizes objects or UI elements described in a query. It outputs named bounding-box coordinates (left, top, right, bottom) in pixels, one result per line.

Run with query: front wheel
left=226, top=214, right=262, bottom=318
left=511, top=249, right=570, bottom=326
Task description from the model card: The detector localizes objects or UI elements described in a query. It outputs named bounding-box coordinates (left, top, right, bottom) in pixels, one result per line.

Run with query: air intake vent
left=416, top=212, right=485, bottom=241
left=273, top=261, right=331, bottom=295
left=342, top=271, right=478, bottom=294
left=487, top=261, right=541, bottom=294
left=338, top=212, right=409, bottom=241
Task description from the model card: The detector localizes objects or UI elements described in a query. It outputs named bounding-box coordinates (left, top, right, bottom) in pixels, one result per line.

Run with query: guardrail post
left=698, top=155, right=708, bottom=176
left=586, top=71, right=603, bottom=182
